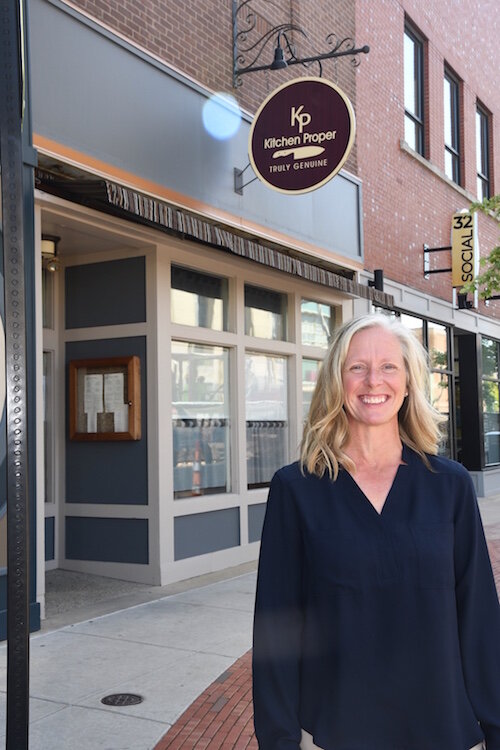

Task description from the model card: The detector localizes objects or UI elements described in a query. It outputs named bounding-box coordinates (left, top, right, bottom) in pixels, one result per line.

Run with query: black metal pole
left=0, top=0, right=31, bottom=747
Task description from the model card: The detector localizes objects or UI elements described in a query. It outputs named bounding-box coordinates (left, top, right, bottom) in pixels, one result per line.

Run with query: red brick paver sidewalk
left=154, top=527, right=500, bottom=750
left=154, top=650, right=257, bottom=750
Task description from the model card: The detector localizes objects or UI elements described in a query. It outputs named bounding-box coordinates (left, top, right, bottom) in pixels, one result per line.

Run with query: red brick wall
left=356, top=0, right=500, bottom=316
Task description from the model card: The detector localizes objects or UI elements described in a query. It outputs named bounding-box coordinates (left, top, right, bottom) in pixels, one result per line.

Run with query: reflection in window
left=400, top=313, right=424, bottom=344
left=428, top=322, right=448, bottom=370
left=395, top=311, right=453, bottom=457
left=476, top=105, right=490, bottom=200
left=404, top=25, right=424, bottom=155
left=246, top=353, right=288, bottom=488
left=444, top=69, right=460, bottom=184
left=171, top=342, right=230, bottom=498
left=301, top=300, right=336, bottom=348
left=430, top=371, right=450, bottom=455
left=482, top=337, right=500, bottom=465
left=482, top=337, right=498, bottom=379
left=302, top=359, right=321, bottom=420
left=171, top=266, right=228, bottom=331
left=245, top=284, right=287, bottom=340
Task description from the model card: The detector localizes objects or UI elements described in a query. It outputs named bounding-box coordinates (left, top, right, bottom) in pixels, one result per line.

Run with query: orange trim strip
left=33, top=133, right=363, bottom=271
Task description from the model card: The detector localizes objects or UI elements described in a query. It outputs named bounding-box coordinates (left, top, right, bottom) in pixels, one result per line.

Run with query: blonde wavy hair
left=300, top=313, right=445, bottom=479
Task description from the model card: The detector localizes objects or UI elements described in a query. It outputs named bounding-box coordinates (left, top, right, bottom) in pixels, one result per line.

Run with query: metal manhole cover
left=101, top=693, right=144, bottom=706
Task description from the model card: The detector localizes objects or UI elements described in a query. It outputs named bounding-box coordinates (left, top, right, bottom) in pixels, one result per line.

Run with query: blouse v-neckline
left=342, top=444, right=411, bottom=518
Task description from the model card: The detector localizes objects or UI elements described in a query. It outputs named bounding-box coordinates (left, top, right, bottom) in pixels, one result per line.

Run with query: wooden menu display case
left=69, top=356, right=141, bottom=441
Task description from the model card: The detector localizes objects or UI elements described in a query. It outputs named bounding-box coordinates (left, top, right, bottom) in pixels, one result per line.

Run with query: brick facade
left=356, top=0, right=499, bottom=314
left=65, top=0, right=359, bottom=171
left=64, top=0, right=499, bottom=315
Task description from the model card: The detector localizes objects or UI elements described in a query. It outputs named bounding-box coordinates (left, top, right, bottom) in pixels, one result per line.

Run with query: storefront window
left=301, top=300, right=336, bottom=348
left=246, top=352, right=288, bottom=488
left=430, top=371, right=451, bottom=455
left=245, top=284, right=287, bottom=340
left=302, top=358, right=321, bottom=420
left=400, top=313, right=424, bottom=344
left=482, top=337, right=498, bottom=379
left=171, top=265, right=228, bottom=331
left=396, top=311, right=454, bottom=457
left=171, top=342, right=230, bottom=498
left=482, top=337, right=500, bottom=465
left=428, top=321, right=448, bottom=370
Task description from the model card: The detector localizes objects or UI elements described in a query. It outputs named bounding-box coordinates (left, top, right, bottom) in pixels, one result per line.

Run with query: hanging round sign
left=249, top=76, right=356, bottom=195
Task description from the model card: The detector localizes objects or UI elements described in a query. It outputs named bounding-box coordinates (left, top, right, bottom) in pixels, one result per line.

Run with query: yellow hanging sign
left=451, top=212, right=475, bottom=288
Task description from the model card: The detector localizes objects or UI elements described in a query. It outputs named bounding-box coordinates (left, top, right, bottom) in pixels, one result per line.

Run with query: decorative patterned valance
left=105, top=181, right=393, bottom=307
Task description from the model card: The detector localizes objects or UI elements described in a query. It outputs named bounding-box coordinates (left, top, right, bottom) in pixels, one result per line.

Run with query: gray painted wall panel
left=30, top=0, right=363, bottom=262
left=174, top=508, right=240, bottom=560
left=45, top=516, right=55, bottom=561
left=248, top=503, right=267, bottom=543
left=65, top=256, right=146, bottom=329
left=66, top=337, right=148, bottom=504
left=66, top=517, right=148, bottom=563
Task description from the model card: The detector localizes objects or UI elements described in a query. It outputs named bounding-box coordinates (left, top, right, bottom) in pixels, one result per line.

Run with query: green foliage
left=461, top=194, right=500, bottom=299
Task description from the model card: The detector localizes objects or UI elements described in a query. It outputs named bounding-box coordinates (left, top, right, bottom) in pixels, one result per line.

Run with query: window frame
left=481, top=336, right=500, bottom=466
left=476, top=104, right=491, bottom=200
left=393, top=311, right=456, bottom=459
left=404, top=23, right=425, bottom=156
left=444, top=67, right=461, bottom=185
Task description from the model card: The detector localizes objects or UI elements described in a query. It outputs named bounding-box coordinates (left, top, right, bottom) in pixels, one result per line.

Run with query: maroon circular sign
left=249, top=77, right=356, bottom=194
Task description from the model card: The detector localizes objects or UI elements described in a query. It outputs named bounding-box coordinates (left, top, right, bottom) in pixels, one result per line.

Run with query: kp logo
left=291, top=105, right=311, bottom=133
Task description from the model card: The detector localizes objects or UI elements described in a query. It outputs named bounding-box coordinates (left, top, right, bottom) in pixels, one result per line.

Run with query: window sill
left=399, top=140, right=477, bottom=204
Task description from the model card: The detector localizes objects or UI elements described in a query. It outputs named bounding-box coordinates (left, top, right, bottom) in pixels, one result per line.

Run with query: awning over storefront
left=35, top=163, right=393, bottom=308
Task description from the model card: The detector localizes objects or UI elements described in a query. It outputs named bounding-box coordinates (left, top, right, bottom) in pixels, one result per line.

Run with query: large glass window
left=476, top=105, right=491, bottom=200
left=171, top=342, right=230, bottom=498
left=302, top=358, right=321, bottom=421
left=404, top=25, right=424, bottom=155
left=398, top=315, right=453, bottom=457
left=428, top=322, right=452, bottom=455
left=399, top=313, right=424, bottom=345
left=245, top=284, right=287, bottom=340
left=444, top=69, right=460, bottom=184
left=482, top=337, right=500, bottom=465
left=301, top=300, right=336, bottom=348
left=246, top=353, right=288, bottom=488
left=171, top=266, right=228, bottom=331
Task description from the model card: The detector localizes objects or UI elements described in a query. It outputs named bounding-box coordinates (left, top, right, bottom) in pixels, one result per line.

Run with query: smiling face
left=342, top=326, right=408, bottom=430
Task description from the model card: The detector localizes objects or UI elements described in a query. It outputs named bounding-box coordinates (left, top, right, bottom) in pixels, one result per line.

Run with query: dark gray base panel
left=248, top=503, right=267, bottom=543
left=45, top=516, right=55, bottom=561
left=174, top=508, right=240, bottom=560
left=66, top=517, right=148, bottom=564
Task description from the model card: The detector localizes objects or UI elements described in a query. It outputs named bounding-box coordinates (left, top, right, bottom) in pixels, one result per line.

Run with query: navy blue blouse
left=252, top=446, right=500, bottom=750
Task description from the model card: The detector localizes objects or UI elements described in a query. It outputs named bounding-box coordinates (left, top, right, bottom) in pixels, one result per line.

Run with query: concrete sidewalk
left=0, top=572, right=257, bottom=750
left=1, top=494, right=500, bottom=750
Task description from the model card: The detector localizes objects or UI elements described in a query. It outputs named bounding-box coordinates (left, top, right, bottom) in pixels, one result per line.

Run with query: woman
left=252, top=313, right=500, bottom=750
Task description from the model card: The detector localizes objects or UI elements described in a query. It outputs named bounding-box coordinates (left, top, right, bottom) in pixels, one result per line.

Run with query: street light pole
left=0, top=0, right=31, bottom=747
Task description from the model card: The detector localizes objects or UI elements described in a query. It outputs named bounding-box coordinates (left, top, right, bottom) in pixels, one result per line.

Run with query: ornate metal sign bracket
left=234, top=163, right=258, bottom=195
left=232, top=0, right=369, bottom=87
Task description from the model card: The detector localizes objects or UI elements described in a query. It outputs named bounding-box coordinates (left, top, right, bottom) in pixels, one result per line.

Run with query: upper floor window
left=404, top=25, right=424, bottom=155
left=444, top=69, right=460, bottom=184
left=476, top=105, right=491, bottom=200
